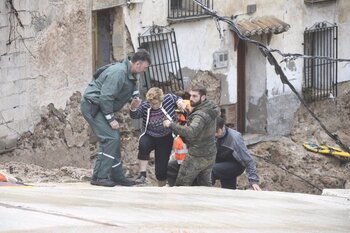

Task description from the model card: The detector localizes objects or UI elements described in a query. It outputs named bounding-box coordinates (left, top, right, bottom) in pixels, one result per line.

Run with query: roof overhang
left=236, top=16, right=290, bottom=37
left=231, top=16, right=290, bottom=48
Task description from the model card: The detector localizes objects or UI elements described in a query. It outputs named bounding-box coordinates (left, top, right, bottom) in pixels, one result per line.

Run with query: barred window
left=138, top=26, right=184, bottom=94
left=168, top=0, right=214, bottom=20
left=303, top=22, right=338, bottom=102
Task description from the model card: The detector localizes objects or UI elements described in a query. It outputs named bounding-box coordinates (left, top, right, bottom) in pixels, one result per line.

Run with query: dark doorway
left=92, top=9, right=114, bottom=70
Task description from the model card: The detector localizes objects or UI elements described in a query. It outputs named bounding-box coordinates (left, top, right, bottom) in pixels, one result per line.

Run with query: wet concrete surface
left=0, top=183, right=349, bottom=233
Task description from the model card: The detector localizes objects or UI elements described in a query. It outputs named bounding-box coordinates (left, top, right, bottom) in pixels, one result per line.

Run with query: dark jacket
left=219, top=127, right=260, bottom=185
left=170, top=100, right=220, bottom=157
left=83, top=59, right=137, bottom=122
left=130, top=93, right=181, bottom=138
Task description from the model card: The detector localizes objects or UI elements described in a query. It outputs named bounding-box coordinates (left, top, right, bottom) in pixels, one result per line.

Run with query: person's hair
left=174, top=90, right=190, bottom=100
left=191, top=86, right=207, bottom=97
left=216, top=116, right=225, bottom=130
left=131, top=49, right=151, bottom=64
left=146, top=87, right=164, bottom=102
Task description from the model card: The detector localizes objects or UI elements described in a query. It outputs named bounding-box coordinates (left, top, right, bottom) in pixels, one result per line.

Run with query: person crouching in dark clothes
left=213, top=116, right=261, bottom=190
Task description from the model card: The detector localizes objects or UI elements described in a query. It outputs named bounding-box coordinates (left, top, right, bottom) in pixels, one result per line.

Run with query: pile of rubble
left=1, top=82, right=349, bottom=193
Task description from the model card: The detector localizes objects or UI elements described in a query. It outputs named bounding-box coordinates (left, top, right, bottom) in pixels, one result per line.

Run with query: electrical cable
left=251, top=153, right=323, bottom=192
left=193, top=0, right=350, bottom=153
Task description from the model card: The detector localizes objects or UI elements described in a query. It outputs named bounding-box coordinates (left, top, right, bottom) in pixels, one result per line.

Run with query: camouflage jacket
left=170, top=100, right=220, bottom=157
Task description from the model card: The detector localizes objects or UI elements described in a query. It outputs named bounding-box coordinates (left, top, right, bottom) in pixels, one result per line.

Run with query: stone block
left=0, top=67, right=6, bottom=82
left=2, top=52, right=27, bottom=69
left=220, top=104, right=237, bottom=127
left=30, top=0, right=50, bottom=12
left=22, top=27, right=36, bottom=39
left=0, top=124, right=18, bottom=148
left=0, top=26, right=10, bottom=42
left=17, top=11, right=32, bottom=26
left=0, top=37, right=8, bottom=53
left=93, top=0, right=124, bottom=10
left=0, top=94, right=21, bottom=112
left=0, top=0, right=6, bottom=10
left=5, top=135, right=18, bottom=149
left=0, top=81, right=16, bottom=96
left=1, top=107, right=27, bottom=133
left=13, top=0, right=30, bottom=11
left=0, top=13, right=9, bottom=28
left=4, top=65, right=27, bottom=82
left=0, top=125, right=11, bottom=139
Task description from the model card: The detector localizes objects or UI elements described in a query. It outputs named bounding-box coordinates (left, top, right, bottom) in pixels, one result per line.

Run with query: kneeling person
left=213, top=116, right=261, bottom=190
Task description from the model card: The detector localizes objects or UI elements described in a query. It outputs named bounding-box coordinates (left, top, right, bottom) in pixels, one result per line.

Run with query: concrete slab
left=322, top=189, right=350, bottom=200
left=0, top=183, right=349, bottom=233
left=243, top=133, right=280, bottom=146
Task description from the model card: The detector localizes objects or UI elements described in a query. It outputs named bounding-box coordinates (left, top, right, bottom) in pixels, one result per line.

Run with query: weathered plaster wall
left=245, top=39, right=267, bottom=134
left=1, top=0, right=349, bottom=151
left=241, top=0, right=350, bottom=135
left=124, top=0, right=350, bottom=136
left=335, top=0, right=350, bottom=83
left=0, top=0, right=92, bottom=150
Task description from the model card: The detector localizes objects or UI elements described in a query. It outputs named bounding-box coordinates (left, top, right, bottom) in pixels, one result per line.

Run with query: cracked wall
left=0, top=0, right=92, bottom=151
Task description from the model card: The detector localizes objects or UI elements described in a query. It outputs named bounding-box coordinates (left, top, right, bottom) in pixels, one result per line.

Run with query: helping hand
left=163, top=120, right=171, bottom=128
left=130, top=97, right=141, bottom=110
left=251, top=183, right=262, bottom=191
left=177, top=100, right=188, bottom=112
left=109, top=120, right=120, bottom=129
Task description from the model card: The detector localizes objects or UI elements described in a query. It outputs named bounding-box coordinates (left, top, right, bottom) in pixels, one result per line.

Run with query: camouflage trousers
left=175, top=154, right=216, bottom=186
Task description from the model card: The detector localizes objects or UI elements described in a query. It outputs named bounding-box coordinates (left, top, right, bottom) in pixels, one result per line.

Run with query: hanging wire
left=251, top=153, right=323, bottom=192
left=193, top=0, right=350, bottom=153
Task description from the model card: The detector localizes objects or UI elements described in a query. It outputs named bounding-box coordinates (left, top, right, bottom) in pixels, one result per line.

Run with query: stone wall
left=0, top=0, right=92, bottom=153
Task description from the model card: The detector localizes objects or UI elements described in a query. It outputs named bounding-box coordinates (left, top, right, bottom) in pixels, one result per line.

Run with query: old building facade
left=1, top=0, right=349, bottom=152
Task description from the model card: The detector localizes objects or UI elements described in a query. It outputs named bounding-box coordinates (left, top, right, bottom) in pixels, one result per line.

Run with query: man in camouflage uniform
left=163, top=86, right=220, bottom=186
left=81, top=49, right=151, bottom=187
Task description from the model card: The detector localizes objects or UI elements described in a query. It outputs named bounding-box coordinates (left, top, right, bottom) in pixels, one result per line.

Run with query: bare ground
left=1, top=82, right=349, bottom=194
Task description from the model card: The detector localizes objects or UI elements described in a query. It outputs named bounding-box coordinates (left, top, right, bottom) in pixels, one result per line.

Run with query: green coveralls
left=81, top=60, right=137, bottom=181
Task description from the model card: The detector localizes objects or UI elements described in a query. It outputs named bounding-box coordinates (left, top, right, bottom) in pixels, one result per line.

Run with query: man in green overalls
left=81, top=49, right=151, bottom=187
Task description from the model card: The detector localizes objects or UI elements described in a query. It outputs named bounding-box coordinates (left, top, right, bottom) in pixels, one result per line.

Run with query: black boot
left=114, top=177, right=135, bottom=186
left=90, top=178, right=116, bottom=187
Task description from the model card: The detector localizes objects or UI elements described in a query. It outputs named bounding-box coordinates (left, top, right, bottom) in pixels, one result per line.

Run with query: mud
left=1, top=82, right=349, bottom=193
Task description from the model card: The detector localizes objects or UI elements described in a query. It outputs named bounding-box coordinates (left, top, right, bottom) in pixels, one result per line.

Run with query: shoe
left=158, top=180, right=166, bottom=187
left=135, top=174, right=147, bottom=184
left=90, top=178, right=116, bottom=187
left=114, top=178, right=135, bottom=186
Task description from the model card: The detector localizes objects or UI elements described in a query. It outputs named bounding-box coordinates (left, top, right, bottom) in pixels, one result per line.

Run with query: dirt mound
left=0, top=91, right=158, bottom=186
left=241, top=81, right=350, bottom=194
left=1, top=83, right=349, bottom=193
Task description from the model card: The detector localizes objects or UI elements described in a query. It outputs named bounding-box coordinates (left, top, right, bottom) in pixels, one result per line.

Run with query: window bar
left=159, top=33, right=167, bottom=91
left=138, top=36, right=149, bottom=89
left=334, top=25, right=338, bottom=98
left=155, top=33, right=167, bottom=90
left=166, top=33, right=175, bottom=92
left=149, top=34, right=160, bottom=89
left=167, top=32, right=178, bottom=91
left=172, top=30, right=184, bottom=90
left=324, top=28, right=327, bottom=96
left=322, top=27, right=325, bottom=98
left=327, top=27, right=331, bottom=96
left=142, top=35, right=152, bottom=89
left=158, top=33, right=169, bottom=92
left=146, top=35, right=159, bottom=89
left=311, top=32, right=315, bottom=101
left=164, top=33, right=176, bottom=91
left=316, top=29, right=320, bottom=100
